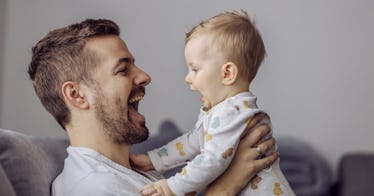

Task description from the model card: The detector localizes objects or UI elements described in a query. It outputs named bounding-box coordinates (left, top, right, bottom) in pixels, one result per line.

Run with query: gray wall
left=1, top=0, right=374, bottom=178
left=0, top=0, right=6, bottom=122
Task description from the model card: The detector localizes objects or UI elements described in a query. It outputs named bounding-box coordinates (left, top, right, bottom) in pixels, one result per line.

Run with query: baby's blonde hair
left=186, top=10, right=266, bottom=83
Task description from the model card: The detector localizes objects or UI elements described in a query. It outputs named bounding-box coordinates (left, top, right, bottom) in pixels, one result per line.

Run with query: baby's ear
left=221, top=62, right=238, bottom=85
left=61, top=81, right=90, bottom=110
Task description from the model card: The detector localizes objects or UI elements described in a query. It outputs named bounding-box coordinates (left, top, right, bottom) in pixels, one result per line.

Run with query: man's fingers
left=241, top=124, right=272, bottom=148
left=248, top=138, right=276, bottom=160
left=258, top=138, right=276, bottom=156
left=246, top=112, right=270, bottom=130
left=254, top=152, right=279, bottom=171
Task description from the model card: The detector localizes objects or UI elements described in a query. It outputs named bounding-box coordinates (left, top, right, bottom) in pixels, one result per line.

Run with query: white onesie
left=148, top=92, right=295, bottom=195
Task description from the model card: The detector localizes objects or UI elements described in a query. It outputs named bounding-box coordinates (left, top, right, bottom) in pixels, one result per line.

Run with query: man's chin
left=131, top=135, right=148, bottom=144
left=135, top=126, right=149, bottom=144
left=106, top=124, right=148, bottom=145
left=126, top=126, right=149, bottom=145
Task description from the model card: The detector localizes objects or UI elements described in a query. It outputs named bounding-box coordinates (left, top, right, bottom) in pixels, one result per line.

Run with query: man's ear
left=61, top=81, right=89, bottom=110
left=221, top=62, right=238, bottom=85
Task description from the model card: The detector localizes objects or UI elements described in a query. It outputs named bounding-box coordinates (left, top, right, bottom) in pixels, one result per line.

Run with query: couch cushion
left=0, top=129, right=69, bottom=196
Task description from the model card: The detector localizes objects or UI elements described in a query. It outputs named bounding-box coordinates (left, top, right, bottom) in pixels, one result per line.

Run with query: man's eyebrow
left=119, top=57, right=134, bottom=64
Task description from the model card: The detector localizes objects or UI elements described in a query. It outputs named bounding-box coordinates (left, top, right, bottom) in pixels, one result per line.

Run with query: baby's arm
left=131, top=122, right=201, bottom=172
left=147, top=127, right=201, bottom=172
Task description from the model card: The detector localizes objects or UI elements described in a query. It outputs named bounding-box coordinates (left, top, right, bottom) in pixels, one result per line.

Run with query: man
left=28, top=19, right=277, bottom=195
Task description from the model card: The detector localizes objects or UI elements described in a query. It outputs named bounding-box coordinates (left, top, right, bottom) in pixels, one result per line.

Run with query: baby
left=131, top=10, right=295, bottom=196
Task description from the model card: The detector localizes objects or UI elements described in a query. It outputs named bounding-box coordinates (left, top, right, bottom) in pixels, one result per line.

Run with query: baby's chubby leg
left=141, top=179, right=175, bottom=196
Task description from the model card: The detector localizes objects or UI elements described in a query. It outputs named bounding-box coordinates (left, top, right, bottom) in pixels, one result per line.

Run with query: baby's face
left=184, top=35, right=226, bottom=109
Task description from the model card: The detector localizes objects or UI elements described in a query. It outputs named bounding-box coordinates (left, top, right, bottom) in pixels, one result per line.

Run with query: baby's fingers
left=141, top=184, right=157, bottom=196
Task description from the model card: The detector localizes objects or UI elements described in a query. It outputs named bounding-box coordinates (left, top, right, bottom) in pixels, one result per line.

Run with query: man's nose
left=134, top=67, right=151, bottom=87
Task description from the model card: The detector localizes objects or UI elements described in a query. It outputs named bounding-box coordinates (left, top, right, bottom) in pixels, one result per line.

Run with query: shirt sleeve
left=148, top=121, right=201, bottom=172
left=167, top=104, right=261, bottom=195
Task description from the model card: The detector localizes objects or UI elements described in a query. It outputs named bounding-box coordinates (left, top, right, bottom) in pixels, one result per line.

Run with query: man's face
left=86, top=35, right=151, bottom=144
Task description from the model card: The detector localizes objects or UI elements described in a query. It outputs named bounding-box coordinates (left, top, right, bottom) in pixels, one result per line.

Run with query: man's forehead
left=86, top=35, right=132, bottom=58
left=86, top=35, right=135, bottom=75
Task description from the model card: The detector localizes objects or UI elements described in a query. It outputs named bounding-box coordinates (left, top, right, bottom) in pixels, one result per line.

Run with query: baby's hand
left=141, top=179, right=175, bottom=196
left=130, top=153, right=154, bottom=171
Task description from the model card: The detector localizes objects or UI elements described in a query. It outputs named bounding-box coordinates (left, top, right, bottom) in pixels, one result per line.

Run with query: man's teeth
left=129, top=96, right=143, bottom=104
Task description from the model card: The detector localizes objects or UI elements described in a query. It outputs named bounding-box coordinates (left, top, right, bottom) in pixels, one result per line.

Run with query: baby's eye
left=191, top=68, right=199, bottom=72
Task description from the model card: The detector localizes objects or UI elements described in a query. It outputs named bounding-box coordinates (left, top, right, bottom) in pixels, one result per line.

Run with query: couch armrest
left=337, top=153, right=374, bottom=196
left=0, top=164, right=16, bottom=196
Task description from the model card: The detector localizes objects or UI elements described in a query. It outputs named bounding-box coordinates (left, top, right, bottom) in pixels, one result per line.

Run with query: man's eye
left=118, top=67, right=129, bottom=75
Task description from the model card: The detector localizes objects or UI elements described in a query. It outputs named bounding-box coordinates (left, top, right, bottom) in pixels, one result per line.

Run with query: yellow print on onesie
left=176, top=142, right=186, bottom=156
left=221, top=147, right=234, bottom=159
left=180, top=167, right=187, bottom=176
left=273, top=182, right=284, bottom=195
left=204, top=131, right=213, bottom=142
left=243, top=100, right=250, bottom=108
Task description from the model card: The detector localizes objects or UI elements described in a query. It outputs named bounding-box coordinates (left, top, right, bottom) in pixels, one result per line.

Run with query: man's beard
left=93, top=89, right=149, bottom=145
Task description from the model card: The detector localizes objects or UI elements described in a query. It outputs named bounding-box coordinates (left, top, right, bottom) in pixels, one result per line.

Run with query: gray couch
left=0, top=129, right=68, bottom=196
left=1, top=122, right=373, bottom=196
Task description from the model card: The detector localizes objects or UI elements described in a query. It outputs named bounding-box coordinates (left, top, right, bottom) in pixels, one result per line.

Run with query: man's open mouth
left=128, top=95, right=143, bottom=111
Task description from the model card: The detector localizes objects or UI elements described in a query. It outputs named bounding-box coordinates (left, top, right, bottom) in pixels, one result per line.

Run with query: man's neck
left=66, top=123, right=132, bottom=169
left=98, top=141, right=132, bottom=169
